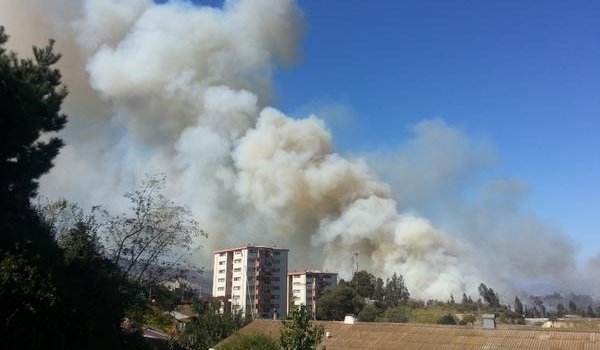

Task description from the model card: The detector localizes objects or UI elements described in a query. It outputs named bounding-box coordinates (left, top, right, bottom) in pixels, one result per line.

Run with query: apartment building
left=288, top=270, right=338, bottom=319
left=212, top=245, right=288, bottom=319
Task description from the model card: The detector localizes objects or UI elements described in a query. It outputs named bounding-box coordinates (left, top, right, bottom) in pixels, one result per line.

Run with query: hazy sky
left=267, top=0, right=599, bottom=263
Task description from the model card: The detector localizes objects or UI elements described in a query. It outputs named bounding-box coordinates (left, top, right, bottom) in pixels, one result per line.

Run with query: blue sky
left=195, top=0, right=600, bottom=262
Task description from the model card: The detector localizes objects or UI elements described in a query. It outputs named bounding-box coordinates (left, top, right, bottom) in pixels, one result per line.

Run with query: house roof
left=222, top=319, right=600, bottom=349
left=288, top=270, right=338, bottom=276
left=213, top=245, right=289, bottom=254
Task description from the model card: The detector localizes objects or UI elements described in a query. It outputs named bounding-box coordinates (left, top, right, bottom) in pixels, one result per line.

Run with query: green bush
left=218, top=333, right=279, bottom=350
left=358, top=304, right=382, bottom=322
left=383, top=307, right=409, bottom=323
left=436, top=314, right=457, bottom=325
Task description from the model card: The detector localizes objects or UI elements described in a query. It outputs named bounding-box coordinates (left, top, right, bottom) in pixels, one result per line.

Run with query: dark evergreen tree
left=514, top=296, right=524, bottom=315
left=556, top=303, right=566, bottom=317
left=569, top=300, right=577, bottom=314
left=0, top=28, right=145, bottom=349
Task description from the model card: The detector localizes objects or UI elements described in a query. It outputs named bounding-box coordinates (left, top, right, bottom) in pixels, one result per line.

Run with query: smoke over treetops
left=1, top=0, right=596, bottom=300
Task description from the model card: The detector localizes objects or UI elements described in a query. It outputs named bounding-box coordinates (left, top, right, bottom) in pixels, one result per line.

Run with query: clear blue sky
left=198, top=0, right=600, bottom=262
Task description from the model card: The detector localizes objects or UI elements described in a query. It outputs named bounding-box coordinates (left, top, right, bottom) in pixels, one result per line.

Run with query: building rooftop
left=288, top=270, right=338, bottom=276
left=220, top=319, right=600, bottom=349
left=212, top=244, right=289, bottom=254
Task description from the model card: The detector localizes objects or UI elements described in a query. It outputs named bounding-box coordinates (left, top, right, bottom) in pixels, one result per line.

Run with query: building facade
left=212, top=245, right=288, bottom=319
left=288, top=270, right=338, bottom=319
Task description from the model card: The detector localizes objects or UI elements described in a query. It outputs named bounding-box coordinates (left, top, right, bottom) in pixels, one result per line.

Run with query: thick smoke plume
left=1, top=0, right=596, bottom=300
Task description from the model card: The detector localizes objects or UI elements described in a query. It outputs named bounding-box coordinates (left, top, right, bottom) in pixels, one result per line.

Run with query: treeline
left=316, top=270, right=524, bottom=325
left=0, top=27, right=231, bottom=350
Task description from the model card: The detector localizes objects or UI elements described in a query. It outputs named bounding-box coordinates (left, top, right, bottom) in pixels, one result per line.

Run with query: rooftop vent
left=344, top=314, right=356, bottom=324
left=482, top=314, right=496, bottom=329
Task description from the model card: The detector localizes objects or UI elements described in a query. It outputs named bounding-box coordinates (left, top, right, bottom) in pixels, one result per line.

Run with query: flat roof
left=213, top=244, right=289, bottom=254
left=288, top=270, right=338, bottom=276
left=221, top=320, right=600, bottom=349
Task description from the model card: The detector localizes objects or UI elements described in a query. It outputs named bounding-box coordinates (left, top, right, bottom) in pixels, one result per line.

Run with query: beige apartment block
left=212, top=245, right=288, bottom=319
left=288, top=270, right=338, bottom=319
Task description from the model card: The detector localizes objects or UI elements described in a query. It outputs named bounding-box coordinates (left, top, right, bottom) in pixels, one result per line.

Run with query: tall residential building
left=288, top=270, right=338, bottom=319
left=212, top=245, right=288, bottom=319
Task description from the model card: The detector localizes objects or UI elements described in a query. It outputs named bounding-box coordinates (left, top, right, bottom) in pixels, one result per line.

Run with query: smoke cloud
left=1, top=0, right=596, bottom=300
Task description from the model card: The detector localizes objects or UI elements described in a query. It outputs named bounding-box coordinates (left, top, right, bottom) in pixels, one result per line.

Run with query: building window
left=234, top=277, right=241, bottom=281
left=249, top=249, right=255, bottom=253
left=233, top=286, right=241, bottom=291
left=234, top=251, right=242, bottom=255
left=217, top=287, right=225, bottom=291
left=218, top=261, right=225, bottom=265
left=274, top=251, right=280, bottom=256
left=293, top=282, right=301, bottom=285
left=234, top=258, right=242, bottom=263
left=248, top=258, right=255, bottom=263
left=219, top=252, right=226, bottom=257
left=234, top=267, right=241, bottom=272
left=218, top=278, right=225, bottom=283
left=273, top=277, right=280, bottom=281
left=218, top=269, right=225, bottom=274
left=272, top=286, right=280, bottom=290
left=293, top=289, right=301, bottom=293
left=248, top=276, right=254, bottom=281
left=293, top=275, right=300, bottom=279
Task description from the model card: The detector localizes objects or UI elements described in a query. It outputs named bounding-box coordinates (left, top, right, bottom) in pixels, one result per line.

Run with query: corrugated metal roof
left=225, top=320, right=600, bottom=350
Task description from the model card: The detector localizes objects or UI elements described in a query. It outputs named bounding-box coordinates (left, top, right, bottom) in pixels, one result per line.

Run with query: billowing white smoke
left=0, top=0, right=592, bottom=299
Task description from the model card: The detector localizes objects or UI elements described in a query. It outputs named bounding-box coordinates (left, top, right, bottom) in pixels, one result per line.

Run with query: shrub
left=436, top=314, right=457, bottom=325
left=218, top=333, right=279, bottom=350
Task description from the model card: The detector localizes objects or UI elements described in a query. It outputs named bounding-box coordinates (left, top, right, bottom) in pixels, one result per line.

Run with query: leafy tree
left=350, top=270, right=376, bottom=299
left=373, top=277, right=385, bottom=301
left=218, top=333, right=279, bottom=350
left=0, top=29, right=146, bottom=349
left=478, top=283, right=500, bottom=307
left=449, top=294, right=455, bottom=304
left=181, top=299, right=247, bottom=350
left=102, top=174, right=206, bottom=284
left=384, top=273, right=410, bottom=307
left=514, top=296, right=524, bottom=316
left=280, top=304, right=325, bottom=350
left=316, top=285, right=364, bottom=320
left=461, top=293, right=469, bottom=305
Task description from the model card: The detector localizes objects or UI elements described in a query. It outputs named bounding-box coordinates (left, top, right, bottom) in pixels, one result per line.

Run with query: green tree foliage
left=218, top=333, right=279, bottom=350
left=0, top=29, right=145, bottom=349
left=316, top=284, right=365, bottom=320
left=102, top=174, right=206, bottom=284
left=358, top=304, right=382, bottom=322
left=478, top=283, right=500, bottom=307
left=373, top=277, right=385, bottom=302
left=436, top=314, right=457, bottom=325
left=384, top=273, right=410, bottom=307
left=181, top=299, right=247, bottom=350
left=280, top=305, right=325, bottom=350
left=514, top=296, right=524, bottom=315
left=350, top=270, right=376, bottom=299
left=0, top=26, right=67, bottom=206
